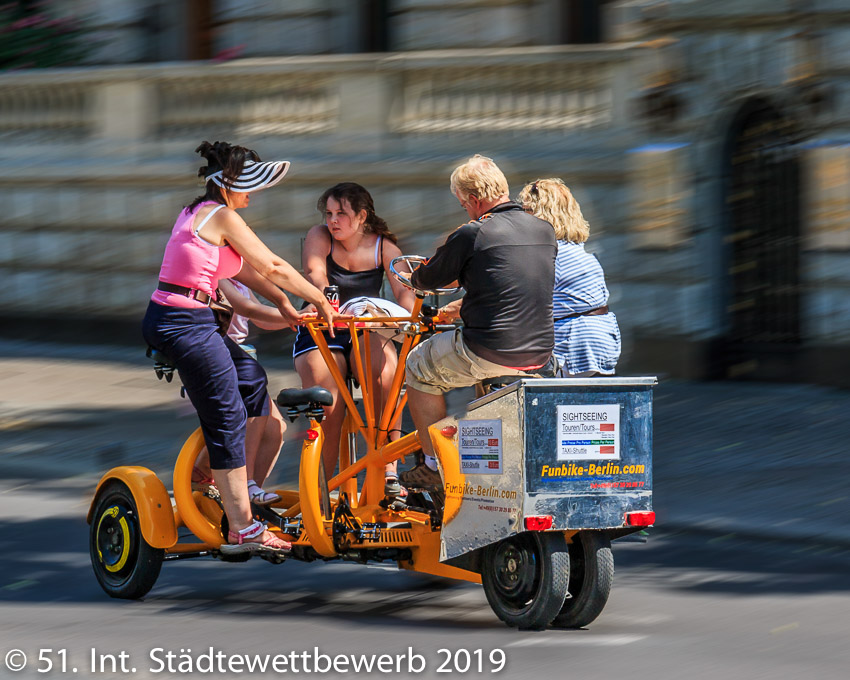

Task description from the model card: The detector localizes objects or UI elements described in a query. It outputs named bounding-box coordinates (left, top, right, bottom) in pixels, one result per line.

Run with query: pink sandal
left=220, top=520, right=291, bottom=555
left=191, top=469, right=220, bottom=499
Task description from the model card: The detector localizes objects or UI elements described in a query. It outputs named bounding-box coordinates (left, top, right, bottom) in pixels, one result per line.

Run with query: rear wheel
left=89, top=481, right=164, bottom=599
left=551, top=531, right=613, bottom=629
left=481, top=532, right=569, bottom=630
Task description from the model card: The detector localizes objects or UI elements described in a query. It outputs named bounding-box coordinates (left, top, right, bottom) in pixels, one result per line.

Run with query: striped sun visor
left=208, top=160, right=290, bottom=193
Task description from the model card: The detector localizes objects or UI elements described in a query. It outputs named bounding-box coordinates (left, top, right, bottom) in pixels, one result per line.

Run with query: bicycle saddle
left=276, top=387, right=334, bottom=407
left=532, top=354, right=561, bottom=378
left=479, top=356, right=562, bottom=392
left=146, top=346, right=174, bottom=368
left=146, top=346, right=176, bottom=383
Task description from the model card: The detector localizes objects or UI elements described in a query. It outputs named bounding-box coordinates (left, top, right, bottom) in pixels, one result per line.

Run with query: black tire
left=481, top=532, right=570, bottom=630
left=89, top=480, right=164, bottom=599
left=552, top=531, right=614, bottom=629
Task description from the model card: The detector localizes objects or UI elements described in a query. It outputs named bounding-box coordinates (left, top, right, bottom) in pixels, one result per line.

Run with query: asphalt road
left=1, top=476, right=849, bottom=680
left=3, top=342, right=850, bottom=679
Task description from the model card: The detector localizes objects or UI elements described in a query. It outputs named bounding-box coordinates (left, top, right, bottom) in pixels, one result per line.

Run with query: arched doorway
left=719, top=97, right=802, bottom=379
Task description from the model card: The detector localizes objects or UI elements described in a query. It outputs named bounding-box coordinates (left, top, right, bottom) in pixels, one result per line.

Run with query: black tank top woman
left=292, top=232, right=385, bottom=358
left=326, top=235, right=385, bottom=303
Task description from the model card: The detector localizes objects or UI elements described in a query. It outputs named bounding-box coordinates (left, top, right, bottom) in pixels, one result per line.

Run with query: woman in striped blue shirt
left=518, top=179, right=620, bottom=376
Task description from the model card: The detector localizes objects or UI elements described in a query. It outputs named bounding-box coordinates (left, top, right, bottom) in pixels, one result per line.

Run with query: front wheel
left=89, top=481, right=164, bottom=599
left=481, top=532, right=569, bottom=630
left=551, top=531, right=613, bottom=629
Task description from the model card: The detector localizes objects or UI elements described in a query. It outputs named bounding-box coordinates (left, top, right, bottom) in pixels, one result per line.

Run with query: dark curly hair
left=316, top=182, right=397, bottom=244
left=187, top=141, right=261, bottom=212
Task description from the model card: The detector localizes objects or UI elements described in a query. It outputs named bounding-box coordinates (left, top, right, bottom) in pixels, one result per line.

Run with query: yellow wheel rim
left=96, top=506, right=131, bottom=573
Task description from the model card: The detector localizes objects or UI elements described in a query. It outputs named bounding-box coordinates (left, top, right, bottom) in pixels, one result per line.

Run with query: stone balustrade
left=0, top=46, right=642, bottom=155
left=0, top=45, right=649, bottom=331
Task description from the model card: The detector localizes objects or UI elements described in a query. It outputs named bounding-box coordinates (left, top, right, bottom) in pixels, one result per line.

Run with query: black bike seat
left=276, top=387, right=334, bottom=407
left=480, top=356, right=561, bottom=391
left=480, top=375, right=522, bottom=390
left=529, top=355, right=561, bottom=378
left=146, top=347, right=174, bottom=367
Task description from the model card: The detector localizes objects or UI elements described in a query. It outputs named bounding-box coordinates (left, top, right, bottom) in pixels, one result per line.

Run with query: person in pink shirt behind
left=143, top=141, right=339, bottom=556
left=191, top=278, right=293, bottom=506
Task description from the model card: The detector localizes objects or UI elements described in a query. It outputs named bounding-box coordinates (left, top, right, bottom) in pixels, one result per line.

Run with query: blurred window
left=562, top=0, right=611, bottom=44
left=138, top=0, right=212, bottom=62
left=362, top=0, right=389, bottom=52
left=186, top=0, right=212, bottom=60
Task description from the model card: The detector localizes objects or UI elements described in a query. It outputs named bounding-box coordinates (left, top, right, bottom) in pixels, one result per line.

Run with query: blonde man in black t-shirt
left=401, top=155, right=556, bottom=488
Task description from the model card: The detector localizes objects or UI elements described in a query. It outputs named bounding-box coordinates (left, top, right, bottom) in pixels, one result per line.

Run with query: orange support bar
left=348, top=327, right=375, bottom=442
left=299, top=302, right=428, bottom=508
left=305, top=320, right=365, bottom=435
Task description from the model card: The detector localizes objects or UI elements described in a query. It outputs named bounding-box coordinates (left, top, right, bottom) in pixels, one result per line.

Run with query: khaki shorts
left=405, top=328, right=528, bottom=395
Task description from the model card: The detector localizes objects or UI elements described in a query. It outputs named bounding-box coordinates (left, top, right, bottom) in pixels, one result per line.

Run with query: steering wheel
left=390, top=255, right=460, bottom=296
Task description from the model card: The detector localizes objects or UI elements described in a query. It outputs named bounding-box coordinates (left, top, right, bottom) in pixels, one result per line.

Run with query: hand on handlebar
left=277, top=300, right=310, bottom=331
left=436, top=298, right=462, bottom=322
left=316, top=298, right=341, bottom=338
left=300, top=302, right=350, bottom=335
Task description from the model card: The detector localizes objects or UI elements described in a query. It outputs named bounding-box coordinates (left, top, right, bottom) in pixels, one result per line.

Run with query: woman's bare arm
left=220, top=278, right=293, bottom=331
left=382, top=240, right=416, bottom=312
left=231, top=262, right=287, bottom=308
left=204, top=208, right=338, bottom=334
left=231, top=263, right=303, bottom=330
left=301, top=224, right=332, bottom=290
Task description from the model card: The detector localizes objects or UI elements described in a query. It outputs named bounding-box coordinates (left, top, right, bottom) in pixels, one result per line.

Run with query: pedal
left=259, top=552, right=287, bottom=565
left=216, top=550, right=253, bottom=563
left=384, top=478, right=404, bottom=498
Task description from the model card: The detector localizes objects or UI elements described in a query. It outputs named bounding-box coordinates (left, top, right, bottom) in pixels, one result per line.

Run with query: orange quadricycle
left=88, top=255, right=656, bottom=630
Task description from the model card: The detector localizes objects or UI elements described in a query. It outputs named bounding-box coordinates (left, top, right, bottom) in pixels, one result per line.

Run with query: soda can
left=323, top=285, right=340, bottom=311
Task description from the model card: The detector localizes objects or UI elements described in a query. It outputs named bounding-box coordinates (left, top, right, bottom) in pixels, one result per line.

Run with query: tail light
left=524, top=515, right=554, bottom=531
left=625, top=511, right=655, bottom=527
left=305, top=429, right=320, bottom=441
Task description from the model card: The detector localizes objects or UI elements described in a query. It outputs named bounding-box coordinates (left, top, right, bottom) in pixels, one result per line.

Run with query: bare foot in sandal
left=191, top=468, right=219, bottom=498
left=220, top=520, right=291, bottom=555
left=247, top=479, right=282, bottom=507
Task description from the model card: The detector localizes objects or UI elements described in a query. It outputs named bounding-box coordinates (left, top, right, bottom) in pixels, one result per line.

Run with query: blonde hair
left=450, top=154, right=509, bottom=202
left=518, top=178, right=590, bottom=243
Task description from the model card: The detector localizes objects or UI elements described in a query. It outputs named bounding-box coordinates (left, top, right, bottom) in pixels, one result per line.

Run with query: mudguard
left=87, top=466, right=178, bottom=549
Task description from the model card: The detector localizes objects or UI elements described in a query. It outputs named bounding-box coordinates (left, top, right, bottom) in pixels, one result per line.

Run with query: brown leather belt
left=157, top=280, right=213, bottom=305
left=556, top=305, right=609, bottom=321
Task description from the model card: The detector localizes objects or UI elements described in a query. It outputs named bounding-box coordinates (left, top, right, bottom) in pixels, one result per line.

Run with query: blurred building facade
left=1, top=0, right=849, bottom=386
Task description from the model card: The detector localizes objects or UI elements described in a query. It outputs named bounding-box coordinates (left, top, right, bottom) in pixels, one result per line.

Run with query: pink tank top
left=151, top=202, right=243, bottom=309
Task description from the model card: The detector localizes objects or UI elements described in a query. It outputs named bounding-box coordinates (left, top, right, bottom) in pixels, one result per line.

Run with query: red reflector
left=625, top=511, right=655, bottom=527
left=524, top=515, right=554, bottom=531
left=440, top=425, right=458, bottom=437
left=306, top=429, right=320, bottom=441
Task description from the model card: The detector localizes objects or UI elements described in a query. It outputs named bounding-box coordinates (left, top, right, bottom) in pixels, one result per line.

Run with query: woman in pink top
left=143, top=141, right=338, bottom=556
